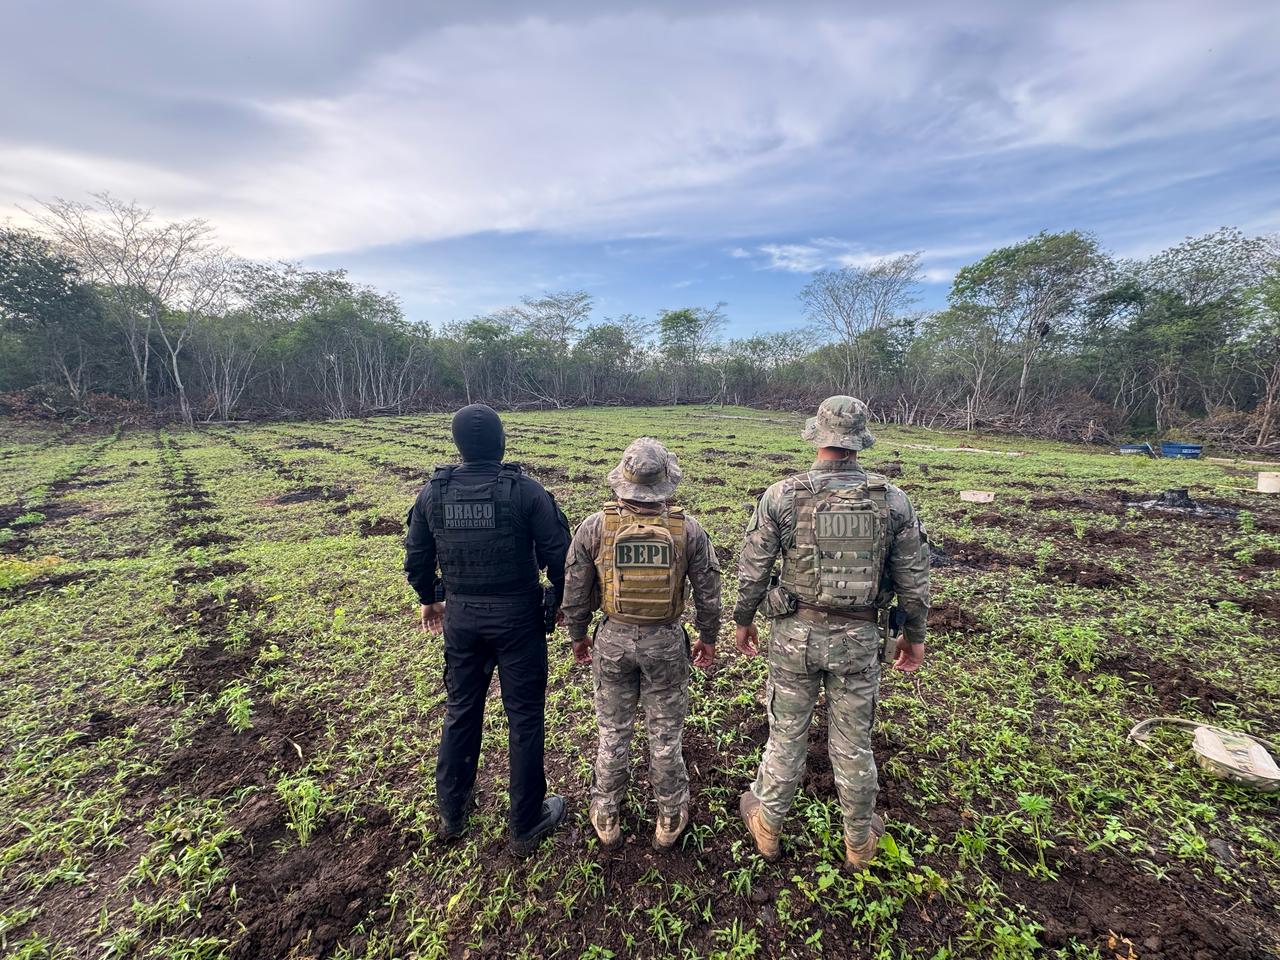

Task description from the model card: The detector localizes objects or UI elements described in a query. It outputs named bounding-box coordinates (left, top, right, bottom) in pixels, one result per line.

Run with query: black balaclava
left=451, top=403, right=506, bottom=462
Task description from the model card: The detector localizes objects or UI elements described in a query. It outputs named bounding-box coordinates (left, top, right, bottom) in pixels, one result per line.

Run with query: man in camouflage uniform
left=735, top=396, right=930, bottom=870
left=563, top=438, right=722, bottom=851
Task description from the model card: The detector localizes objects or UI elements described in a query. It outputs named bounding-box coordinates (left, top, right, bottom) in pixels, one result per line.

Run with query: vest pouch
left=598, top=505, right=688, bottom=625
left=812, top=491, right=884, bottom=609
left=761, top=583, right=799, bottom=619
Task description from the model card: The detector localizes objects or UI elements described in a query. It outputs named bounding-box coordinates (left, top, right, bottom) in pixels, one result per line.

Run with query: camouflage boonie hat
left=801, top=395, right=876, bottom=451
left=607, top=437, right=682, bottom=503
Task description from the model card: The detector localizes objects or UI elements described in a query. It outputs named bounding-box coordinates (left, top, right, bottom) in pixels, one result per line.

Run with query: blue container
left=1118, top=443, right=1151, bottom=456
left=1160, top=442, right=1203, bottom=459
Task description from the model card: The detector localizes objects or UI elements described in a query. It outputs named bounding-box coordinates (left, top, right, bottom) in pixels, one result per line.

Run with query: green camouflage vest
left=779, top=470, right=890, bottom=609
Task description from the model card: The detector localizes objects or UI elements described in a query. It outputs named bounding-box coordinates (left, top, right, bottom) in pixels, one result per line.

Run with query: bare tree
left=799, top=253, right=922, bottom=398
left=502, top=290, right=592, bottom=405
left=31, top=193, right=231, bottom=423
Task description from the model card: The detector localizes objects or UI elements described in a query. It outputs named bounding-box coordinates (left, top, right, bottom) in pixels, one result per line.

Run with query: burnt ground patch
left=357, top=516, right=404, bottom=537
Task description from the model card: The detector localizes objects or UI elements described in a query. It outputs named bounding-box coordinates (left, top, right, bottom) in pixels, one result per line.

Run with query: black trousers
left=436, top=593, right=548, bottom=837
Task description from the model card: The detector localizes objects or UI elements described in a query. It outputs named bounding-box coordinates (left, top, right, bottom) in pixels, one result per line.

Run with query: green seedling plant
left=0, top=409, right=1277, bottom=958
left=275, top=775, right=326, bottom=847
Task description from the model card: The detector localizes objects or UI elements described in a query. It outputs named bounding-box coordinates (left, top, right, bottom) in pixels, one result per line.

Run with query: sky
left=2, top=0, right=1279, bottom=333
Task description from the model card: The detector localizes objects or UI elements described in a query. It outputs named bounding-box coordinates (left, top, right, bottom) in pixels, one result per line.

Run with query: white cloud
left=752, top=239, right=916, bottom=273
left=0, top=2, right=1276, bottom=261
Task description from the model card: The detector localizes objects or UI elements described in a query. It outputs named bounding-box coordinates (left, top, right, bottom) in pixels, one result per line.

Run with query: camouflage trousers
left=591, top=619, right=690, bottom=814
left=752, top=612, right=881, bottom=842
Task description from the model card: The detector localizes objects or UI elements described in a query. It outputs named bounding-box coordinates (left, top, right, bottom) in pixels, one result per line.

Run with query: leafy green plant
left=216, top=682, right=253, bottom=732
left=276, top=775, right=326, bottom=847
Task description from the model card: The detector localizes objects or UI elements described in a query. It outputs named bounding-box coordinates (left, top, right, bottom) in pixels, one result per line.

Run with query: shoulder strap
left=496, top=462, right=522, bottom=499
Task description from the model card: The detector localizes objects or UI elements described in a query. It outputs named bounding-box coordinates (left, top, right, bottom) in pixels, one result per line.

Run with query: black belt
left=795, top=603, right=878, bottom=623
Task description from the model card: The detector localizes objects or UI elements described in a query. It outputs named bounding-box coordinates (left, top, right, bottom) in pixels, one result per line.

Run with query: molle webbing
left=597, top=503, right=688, bottom=625
left=779, top=472, right=889, bottom=609
left=430, top=463, right=538, bottom=595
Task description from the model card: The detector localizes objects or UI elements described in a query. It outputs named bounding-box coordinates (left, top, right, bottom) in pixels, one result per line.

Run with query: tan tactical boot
left=652, top=806, right=689, bottom=851
left=589, top=802, right=621, bottom=850
left=844, top=813, right=885, bottom=872
left=739, top=790, right=781, bottom=862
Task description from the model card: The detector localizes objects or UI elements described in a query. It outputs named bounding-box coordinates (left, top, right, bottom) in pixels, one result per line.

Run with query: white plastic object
left=1129, top=718, right=1280, bottom=792
left=959, top=490, right=995, bottom=503
left=1258, top=472, right=1280, bottom=494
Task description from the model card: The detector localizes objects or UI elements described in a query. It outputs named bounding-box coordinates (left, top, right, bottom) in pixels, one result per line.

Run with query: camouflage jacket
left=563, top=507, right=722, bottom=645
left=734, top=460, right=931, bottom=644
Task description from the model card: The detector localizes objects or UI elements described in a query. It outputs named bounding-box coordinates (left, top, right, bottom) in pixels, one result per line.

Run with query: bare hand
left=691, top=639, right=716, bottom=670
left=735, top=623, right=759, bottom=657
left=572, top=637, right=592, bottom=664
left=556, top=608, right=566, bottom=627
left=894, top=641, right=925, bottom=672
left=420, top=602, right=445, bottom=634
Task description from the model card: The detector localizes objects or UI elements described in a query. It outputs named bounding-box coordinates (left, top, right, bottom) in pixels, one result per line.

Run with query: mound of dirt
left=1094, top=654, right=1241, bottom=718
left=172, top=560, right=248, bottom=584
left=0, top=569, right=93, bottom=605
left=1009, top=849, right=1267, bottom=959
left=928, top=602, right=985, bottom=635
left=357, top=517, right=404, bottom=538
left=197, top=799, right=416, bottom=960
left=271, top=485, right=350, bottom=505
left=158, top=702, right=316, bottom=798
left=175, top=531, right=240, bottom=549
left=1041, top=557, right=1133, bottom=589
left=170, top=586, right=262, bottom=637
left=931, top=540, right=1013, bottom=570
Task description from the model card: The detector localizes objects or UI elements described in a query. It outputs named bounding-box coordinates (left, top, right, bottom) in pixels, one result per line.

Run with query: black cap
left=451, top=403, right=506, bottom=462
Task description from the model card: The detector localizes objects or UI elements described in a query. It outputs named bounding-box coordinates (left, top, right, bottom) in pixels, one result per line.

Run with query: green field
left=0, top=408, right=1277, bottom=960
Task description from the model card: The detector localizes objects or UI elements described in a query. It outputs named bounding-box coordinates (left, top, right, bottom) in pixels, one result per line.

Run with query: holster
left=880, top=605, right=907, bottom=663
left=541, top=585, right=558, bottom=635
left=760, top=583, right=799, bottom=619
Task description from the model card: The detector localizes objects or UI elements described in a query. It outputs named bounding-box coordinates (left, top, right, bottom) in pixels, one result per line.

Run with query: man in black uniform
left=404, top=403, right=571, bottom=856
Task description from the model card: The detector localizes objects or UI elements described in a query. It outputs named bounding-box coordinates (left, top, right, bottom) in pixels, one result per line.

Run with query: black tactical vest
left=428, top=463, right=539, bottom=596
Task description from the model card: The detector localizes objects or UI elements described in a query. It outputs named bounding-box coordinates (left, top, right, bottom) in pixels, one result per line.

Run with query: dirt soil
left=358, top=517, right=404, bottom=537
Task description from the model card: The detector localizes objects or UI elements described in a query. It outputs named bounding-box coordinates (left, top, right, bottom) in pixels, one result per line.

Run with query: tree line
left=2, top=194, right=1278, bottom=447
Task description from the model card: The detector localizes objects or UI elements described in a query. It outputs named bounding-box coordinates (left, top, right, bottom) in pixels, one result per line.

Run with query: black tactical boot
left=508, top=795, right=567, bottom=857
left=439, top=790, right=477, bottom=842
